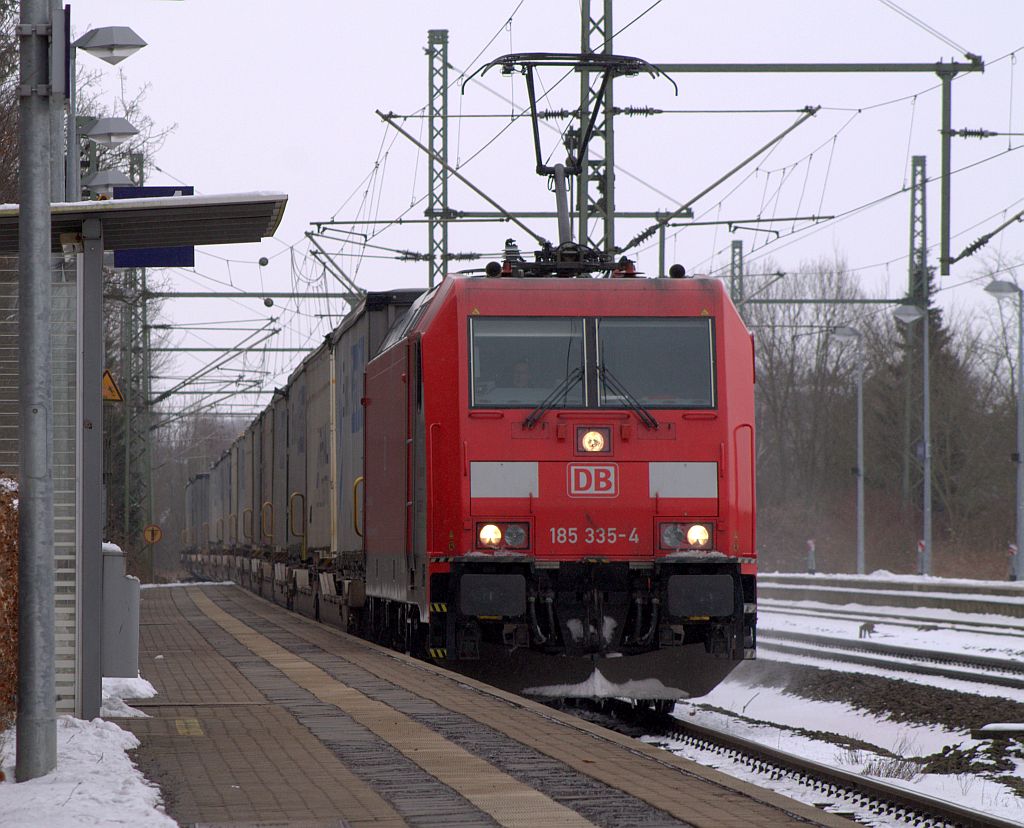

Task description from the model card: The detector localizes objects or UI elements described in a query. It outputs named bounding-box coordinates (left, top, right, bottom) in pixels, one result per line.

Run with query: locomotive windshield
left=471, top=317, right=585, bottom=407
left=471, top=316, right=715, bottom=409
left=597, top=318, right=715, bottom=408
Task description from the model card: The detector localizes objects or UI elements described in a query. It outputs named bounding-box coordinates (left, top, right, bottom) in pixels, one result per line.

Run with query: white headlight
left=478, top=524, right=502, bottom=546
left=687, top=524, right=710, bottom=547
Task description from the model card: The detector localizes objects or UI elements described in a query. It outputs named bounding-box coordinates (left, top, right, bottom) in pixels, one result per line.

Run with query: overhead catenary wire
left=875, top=0, right=976, bottom=61
left=142, top=4, right=1022, bottom=418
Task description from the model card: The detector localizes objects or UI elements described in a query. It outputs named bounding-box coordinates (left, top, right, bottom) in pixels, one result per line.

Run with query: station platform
left=114, top=584, right=852, bottom=827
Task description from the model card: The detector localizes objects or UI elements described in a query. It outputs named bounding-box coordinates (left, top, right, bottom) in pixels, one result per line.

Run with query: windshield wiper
left=523, top=367, right=584, bottom=430
left=600, top=366, right=659, bottom=430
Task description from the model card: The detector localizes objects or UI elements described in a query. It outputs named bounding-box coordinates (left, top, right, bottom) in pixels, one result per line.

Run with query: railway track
left=758, top=575, right=1024, bottom=619
left=580, top=701, right=1019, bottom=828
left=756, top=629, right=1024, bottom=690
left=760, top=600, right=1024, bottom=638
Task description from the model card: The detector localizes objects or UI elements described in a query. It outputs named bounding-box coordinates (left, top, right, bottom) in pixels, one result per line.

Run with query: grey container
left=271, top=392, right=289, bottom=551
left=287, top=367, right=307, bottom=555
left=305, top=341, right=334, bottom=556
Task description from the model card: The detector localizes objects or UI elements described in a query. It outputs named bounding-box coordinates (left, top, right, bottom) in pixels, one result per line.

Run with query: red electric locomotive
left=362, top=266, right=756, bottom=701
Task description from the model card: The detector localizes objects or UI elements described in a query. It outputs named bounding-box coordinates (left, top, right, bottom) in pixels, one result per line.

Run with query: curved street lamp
left=984, top=279, right=1024, bottom=581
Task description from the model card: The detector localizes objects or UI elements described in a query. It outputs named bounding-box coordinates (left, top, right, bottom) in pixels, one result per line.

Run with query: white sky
left=66, top=1, right=1024, bottom=411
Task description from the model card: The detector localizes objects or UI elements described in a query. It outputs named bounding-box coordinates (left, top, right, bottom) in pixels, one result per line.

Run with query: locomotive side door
left=409, top=337, right=427, bottom=616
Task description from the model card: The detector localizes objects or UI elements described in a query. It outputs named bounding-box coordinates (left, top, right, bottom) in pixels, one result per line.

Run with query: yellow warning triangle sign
left=102, top=369, right=124, bottom=402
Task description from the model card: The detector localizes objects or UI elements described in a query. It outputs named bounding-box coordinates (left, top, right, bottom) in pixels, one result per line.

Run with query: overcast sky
left=68, top=1, right=1024, bottom=413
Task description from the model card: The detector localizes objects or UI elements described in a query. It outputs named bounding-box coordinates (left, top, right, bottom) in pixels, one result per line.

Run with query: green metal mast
left=427, top=29, right=449, bottom=287
left=901, top=155, right=928, bottom=503
left=577, top=0, right=615, bottom=254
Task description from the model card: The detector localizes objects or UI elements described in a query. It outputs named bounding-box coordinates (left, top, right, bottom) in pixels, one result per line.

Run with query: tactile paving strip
left=172, top=590, right=500, bottom=828
left=208, top=589, right=690, bottom=828
left=189, top=588, right=596, bottom=828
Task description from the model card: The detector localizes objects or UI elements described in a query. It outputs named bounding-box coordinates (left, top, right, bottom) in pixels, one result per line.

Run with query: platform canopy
left=0, top=191, right=287, bottom=252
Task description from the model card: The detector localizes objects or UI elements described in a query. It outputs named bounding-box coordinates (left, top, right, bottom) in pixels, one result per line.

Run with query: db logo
left=568, top=463, right=618, bottom=497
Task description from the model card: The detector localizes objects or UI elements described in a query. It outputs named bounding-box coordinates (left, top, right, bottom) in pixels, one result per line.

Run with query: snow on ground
left=141, top=580, right=233, bottom=589
left=0, top=678, right=173, bottom=827
left=649, top=586, right=1024, bottom=825
left=101, top=676, right=157, bottom=719
left=657, top=678, right=1024, bottom=825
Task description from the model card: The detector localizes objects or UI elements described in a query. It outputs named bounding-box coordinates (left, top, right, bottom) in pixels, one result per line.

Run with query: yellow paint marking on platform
left=175, top=718, right=204, bottom=736
left=188, top=588, right=595, bottom=828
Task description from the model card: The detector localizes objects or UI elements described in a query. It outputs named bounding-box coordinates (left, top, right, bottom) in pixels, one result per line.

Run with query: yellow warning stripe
left=188, top=588, right=594, bottom=828
left=429, top=602, right=447, bottom=612
left=428, top=647, right=447, bottom=660
left=174, top=717, right=204, bottom=736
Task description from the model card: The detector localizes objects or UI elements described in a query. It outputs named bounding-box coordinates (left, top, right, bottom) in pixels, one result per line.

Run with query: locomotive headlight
left=577, top=425, right=611, bottom=454
left=659, top=522, right=713, bottom=550
left=478, top=524, right=502, bottom=546
left=660, top=523, right=686, bottom=548
left=503, top=523, right=528, bottom=548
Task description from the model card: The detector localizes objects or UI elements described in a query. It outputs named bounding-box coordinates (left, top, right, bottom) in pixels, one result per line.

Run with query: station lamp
left=74, top=26, right=147, bottom=65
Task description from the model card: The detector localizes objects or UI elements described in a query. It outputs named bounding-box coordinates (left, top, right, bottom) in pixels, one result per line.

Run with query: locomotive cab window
left=471, top=317, right=585, bottom=407
left=597, top=318, right=715, bottom=408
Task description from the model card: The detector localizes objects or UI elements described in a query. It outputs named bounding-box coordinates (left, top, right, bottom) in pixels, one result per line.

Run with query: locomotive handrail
left=242, top=507, right=254, bottom=543
left=353, top=476, right=365, bottom=538
left=215, top=517, right=223, bottom=544
left=289, top=491, right=308, bottom=561
left=260, top=501, right=273, bottom=542
left=228, top=513, right=238, bottom=546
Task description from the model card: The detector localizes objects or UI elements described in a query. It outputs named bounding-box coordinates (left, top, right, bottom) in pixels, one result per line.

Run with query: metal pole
left=17, top=0, right=57, bottom=781
left=122, top=275, right=133, bottom=551
left=47, top=0, right=64, bottom=202
left=1015, top=292, right=1024, bottom=580
left=142, top=264, right=155, bottom=581
left=657, top=221, right=665, bottom=277
left=855, top=342, right=865, bottom=575
left=553, top=164, right=571, bottom=245
left=730, top=240, right=744, bottom=304
left=939, top=72, right=952, bottom=276
left=78, top=217, right=103, bottom=719
left=64, top=45, right=76, bottom=200
left=922, top=309, right=932, bottom=575
left=426, top=29, right=448, bottom=288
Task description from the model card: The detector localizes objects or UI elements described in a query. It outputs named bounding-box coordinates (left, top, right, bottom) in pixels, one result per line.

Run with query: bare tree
left=0, top=0, right=18, bottom=203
